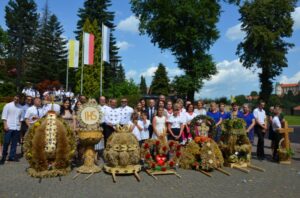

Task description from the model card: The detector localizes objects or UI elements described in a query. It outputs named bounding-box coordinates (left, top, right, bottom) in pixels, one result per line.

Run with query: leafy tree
left=75, top=19, right=102, bottom=97
left=131, top=0, right=220, bottom=101
left=26, top=4, right=67, bottom=84
left=5, top=0, right=39, bottom=90
left=236, top=0, right=296, bottom=104
left=106, top=79, right=140, bottom=99
left=149, top=63, right=170, bottom=95
left=171, top=75, right=194, bottom=99
left=139, top=75, right=147, bottom=95
left=250, top=91, right=258, bottom=96
left=235, top=95, right=247, bottom=106
left=0, top=26, right=8, bottom=58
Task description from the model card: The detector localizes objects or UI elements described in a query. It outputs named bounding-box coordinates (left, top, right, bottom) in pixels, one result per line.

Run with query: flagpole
left=66, top=58, right=69, bottom=92
left=100, top=24, right=104, bottom=97
left=80, top=31, right=84, bottom=95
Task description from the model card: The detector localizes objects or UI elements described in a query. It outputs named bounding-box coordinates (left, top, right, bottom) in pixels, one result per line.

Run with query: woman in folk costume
left=152, top=107, right=167, bottom=144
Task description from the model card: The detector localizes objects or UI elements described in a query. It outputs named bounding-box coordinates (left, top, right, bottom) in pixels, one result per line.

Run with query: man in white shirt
left=0, top=95, right=23, bottom=164
left=25, top=98, right=43, bottom=127
left=42, top=92, right=61, bottom=115
left=20, top=96, right=32, bottom=151
left=118, top=98, right=133, bottom=126
left=272, top=107, right=282, bottom=161
left=95, top=96, right=110, bottom=152
left=253, top=101, right=267, bottom=160
left=103, top=99, right=120, bottom=146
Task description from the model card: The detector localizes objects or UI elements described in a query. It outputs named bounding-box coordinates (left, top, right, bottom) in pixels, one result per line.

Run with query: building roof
left=294, top=105, right=300, bottom=111
left=280, top=83, right=299, bottom=88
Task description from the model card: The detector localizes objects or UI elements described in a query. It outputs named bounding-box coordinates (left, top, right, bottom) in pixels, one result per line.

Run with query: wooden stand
left=104, top=165, right=141, bottom=183
left=229, top=162, right=265, bottom=173
left=145, top=169, right=181, bottom=180
left=277, top=121, right=294, bottom=165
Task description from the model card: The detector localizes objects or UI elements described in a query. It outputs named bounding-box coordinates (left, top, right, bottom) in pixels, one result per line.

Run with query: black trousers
left=148, top=125, right=153, bottom=139
left=103, top=124, right=115, bottom=147
left=168, top=128, right=182, bottom=142
left=255, top=125, right=265, bottom=158
left=272, top=132, right=282, bottom=161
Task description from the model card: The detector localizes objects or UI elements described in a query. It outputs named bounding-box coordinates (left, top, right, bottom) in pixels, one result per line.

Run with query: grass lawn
left=285, top=115, right=300, bottom=126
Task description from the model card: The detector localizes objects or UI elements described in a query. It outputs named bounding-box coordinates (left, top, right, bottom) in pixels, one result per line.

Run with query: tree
left=171, top=75, right=194, bottom=99
left=149, top=63, right=170, bottom=95
left=26, top=4, right=67, bottom=84
left=235, top=95, right=247, bottom=106
left=5, top=0, right=39, bottom=90
left=75, top=19, right=102, bottom=97
left=139, top=75, right=147, bottom=94
left=131, top=0, right=220, bottom=101
left=250, top=91, right=258, bottom=96
left=75, top=0, right=122, bottom=94
left=0, top=26, right=8, bottom=58
left=236, top=0, right=296, bottom=104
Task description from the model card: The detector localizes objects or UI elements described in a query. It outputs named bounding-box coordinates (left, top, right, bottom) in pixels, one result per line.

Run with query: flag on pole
left=68, top=40, right=79, bottom=68
left=83, top=32, right=95, bottom=65
left=102, top=24, right=110, bottom=63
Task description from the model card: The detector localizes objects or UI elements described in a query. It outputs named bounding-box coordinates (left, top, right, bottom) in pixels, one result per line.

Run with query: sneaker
left=8, top=158, right=19, bottom=162
left=188, top=137, right=193, bottom=142
left=181, top=139, right=187, bottom=145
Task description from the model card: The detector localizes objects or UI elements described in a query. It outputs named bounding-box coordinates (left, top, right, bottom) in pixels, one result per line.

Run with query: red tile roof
left=280, top=83, right=298, bottom=88
left=294, top=105, right=300, bottom=111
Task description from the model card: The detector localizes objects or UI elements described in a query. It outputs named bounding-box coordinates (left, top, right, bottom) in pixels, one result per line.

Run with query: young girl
left=182, top=104, right=197, bottom=144
left=167, top=105, right=185, bottom=143
left=152, top=107, right=167, bottom=142
left=129, top=113, right=143, bottom=145
left=140, top=112, right=150, bottom=143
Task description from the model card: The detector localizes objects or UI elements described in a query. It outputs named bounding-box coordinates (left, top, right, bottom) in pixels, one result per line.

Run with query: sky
left=0, top=0, right=299, bottom=99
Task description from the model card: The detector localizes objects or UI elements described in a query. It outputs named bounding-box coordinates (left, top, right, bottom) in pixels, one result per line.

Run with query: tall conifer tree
left=5, top=0, right=39, bottom=89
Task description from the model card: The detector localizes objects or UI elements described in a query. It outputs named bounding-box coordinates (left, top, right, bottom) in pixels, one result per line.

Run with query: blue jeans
left=2, top=130, right=20, bottom=160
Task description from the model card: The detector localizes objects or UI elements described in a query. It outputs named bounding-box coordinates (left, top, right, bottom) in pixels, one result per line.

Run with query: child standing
left=140, top=112, right=150, bottom=144
left=167, top=105, right=185, bottom=143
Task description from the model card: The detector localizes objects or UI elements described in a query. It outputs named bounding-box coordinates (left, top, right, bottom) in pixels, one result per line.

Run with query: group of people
left=0, top=92, right=285, bottom=165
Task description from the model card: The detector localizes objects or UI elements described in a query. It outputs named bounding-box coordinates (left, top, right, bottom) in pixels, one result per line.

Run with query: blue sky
left=0, top=0, right=299, bottom=99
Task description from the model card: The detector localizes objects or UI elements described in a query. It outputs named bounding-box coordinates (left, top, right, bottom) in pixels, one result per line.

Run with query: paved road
left=0, top=127, right=300, bottom=198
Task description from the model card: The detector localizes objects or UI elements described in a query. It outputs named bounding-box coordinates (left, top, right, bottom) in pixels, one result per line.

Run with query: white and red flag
left=83, top=32, right=94, bottom=65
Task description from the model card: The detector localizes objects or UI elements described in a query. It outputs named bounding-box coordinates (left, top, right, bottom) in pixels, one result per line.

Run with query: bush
left=0, top=82, right=16, bottom=97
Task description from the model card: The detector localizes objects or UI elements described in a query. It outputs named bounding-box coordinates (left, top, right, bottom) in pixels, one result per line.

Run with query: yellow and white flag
left=68, top=40, right=79, bottom=68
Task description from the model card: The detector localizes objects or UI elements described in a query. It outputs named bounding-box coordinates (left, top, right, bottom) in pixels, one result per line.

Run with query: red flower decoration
left=169, top=141, right=174, bottom=147
left=161, top=167, right=167, bottom=171
left=176, top=145, right=181, bottom=151
left=156, top=140, right=160, bottom=145
left=176, top=151, right=181, bottom=157
left=145, top=153, right=151, bottom=159
left=169, top=161, right=175, bottom=167
left=162, top=146, right=167, bottom=152
left=151, top=163, right=156, bottom=169
left=144, top=143, right=149, bottom=149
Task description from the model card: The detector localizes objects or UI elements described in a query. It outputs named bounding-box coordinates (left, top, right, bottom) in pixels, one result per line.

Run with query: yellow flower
left=34, top=122, right=40, bottom=127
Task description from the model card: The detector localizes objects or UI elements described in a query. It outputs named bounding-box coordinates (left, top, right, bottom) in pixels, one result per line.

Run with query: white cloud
left=116, top=41, right=133, bottom=51
left=126, top=70, right=137, bottom=80
left=279, top=71, right=300, bottom=83
left=292, top=7, right=300, bottom=30
left=140, top=65, right=157, bottom=78
left=196, top=59, right=260, bottom=99
left=116, top=15, right=139, bottom=33
left=225, top=23, right=245, bottom=41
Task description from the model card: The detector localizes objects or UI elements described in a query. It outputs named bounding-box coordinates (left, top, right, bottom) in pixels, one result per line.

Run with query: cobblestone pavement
left=0, top=127, right=299, bottom=198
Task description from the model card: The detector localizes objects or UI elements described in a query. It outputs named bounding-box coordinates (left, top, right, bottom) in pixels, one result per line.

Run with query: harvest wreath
left=141, top=139, right=181, bottom=172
